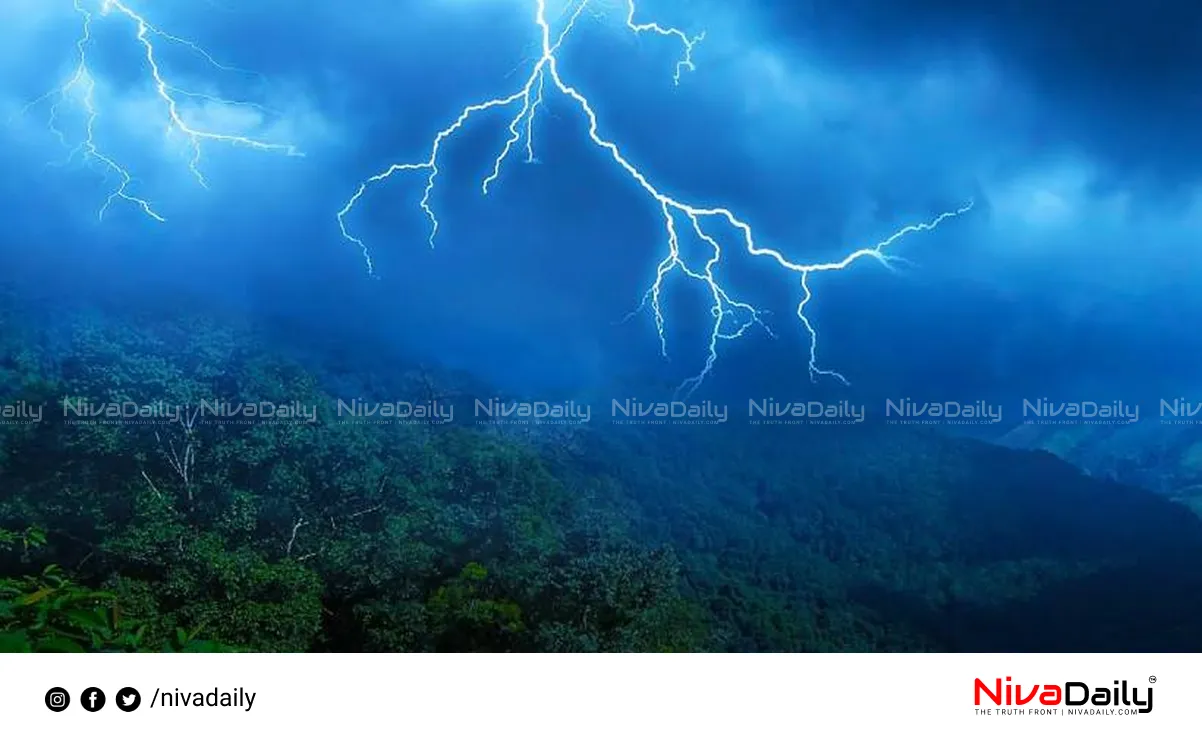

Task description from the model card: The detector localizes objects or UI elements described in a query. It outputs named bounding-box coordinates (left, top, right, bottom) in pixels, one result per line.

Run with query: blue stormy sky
left=0, top=0, right=1199, bottom=401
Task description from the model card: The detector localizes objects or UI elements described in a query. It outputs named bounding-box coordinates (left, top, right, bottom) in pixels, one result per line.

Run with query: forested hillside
left=3, top=291, right=1202, bottom=652
left=994, top=420, right=1202, bottom=517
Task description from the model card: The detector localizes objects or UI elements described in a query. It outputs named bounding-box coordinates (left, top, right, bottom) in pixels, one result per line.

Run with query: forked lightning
left=19, top=0, right=300, bottom=221
left=337, top=0, right=971, bottom=396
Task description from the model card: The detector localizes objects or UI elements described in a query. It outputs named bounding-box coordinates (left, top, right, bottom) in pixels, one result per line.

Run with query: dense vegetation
left=4, top=288, right=1202, bottom=652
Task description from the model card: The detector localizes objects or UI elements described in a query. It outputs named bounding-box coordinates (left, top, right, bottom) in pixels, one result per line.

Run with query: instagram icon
left=44, top=687, right=70, bottom=712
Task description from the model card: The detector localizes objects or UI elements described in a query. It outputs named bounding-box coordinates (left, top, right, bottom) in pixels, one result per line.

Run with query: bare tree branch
left=140, top=470, right=164, bottom=499
left=286, top=517, right=307, bottom=557
left=347, top=504, right=383, bottom=519
left=154, top=406, right=200, bottom=502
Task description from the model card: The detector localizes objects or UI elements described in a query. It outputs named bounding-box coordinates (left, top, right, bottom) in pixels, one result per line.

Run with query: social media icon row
left=45, top=687, right=141, bottom=712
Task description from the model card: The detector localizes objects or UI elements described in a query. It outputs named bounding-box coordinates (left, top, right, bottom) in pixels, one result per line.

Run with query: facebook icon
left=81, top=687, right=106, bottom=712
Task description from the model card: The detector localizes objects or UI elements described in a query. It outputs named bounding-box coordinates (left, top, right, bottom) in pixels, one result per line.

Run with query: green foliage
left=4, top=292, right=1202, bottom=652
left=0, top=565, right=126, bottom=652
left=0, top=526, right=46, bottom=553
left=0, top=564, right=234, bottom=652
left=426, top=563, right=525, bottom=650
left=0, top=303, right=710, bottom=652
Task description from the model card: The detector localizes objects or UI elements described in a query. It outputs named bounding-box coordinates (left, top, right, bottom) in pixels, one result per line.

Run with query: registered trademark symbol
left=1149, top=676, right=1157, bottom=684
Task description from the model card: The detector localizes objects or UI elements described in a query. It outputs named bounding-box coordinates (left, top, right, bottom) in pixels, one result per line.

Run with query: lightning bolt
left=17, top=0, right=301, bottom=222
left=337, top=0, right=972, bottom=396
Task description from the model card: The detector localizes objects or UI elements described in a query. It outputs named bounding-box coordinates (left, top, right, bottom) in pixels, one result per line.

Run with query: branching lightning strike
left=19, top=0, right=300, bottom=221
left=338, top=0, right=973, bottom=397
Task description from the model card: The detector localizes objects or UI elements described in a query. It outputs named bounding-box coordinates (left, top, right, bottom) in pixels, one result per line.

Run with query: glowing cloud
left=16, top=0, right=301, bottom=221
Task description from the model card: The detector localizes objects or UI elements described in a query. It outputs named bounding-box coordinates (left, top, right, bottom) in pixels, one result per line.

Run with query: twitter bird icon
left=116, top=688, right=141, bottom=712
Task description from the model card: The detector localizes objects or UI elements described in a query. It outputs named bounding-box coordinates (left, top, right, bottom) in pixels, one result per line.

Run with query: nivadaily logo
left=974, top=676, right=1154, bottom=716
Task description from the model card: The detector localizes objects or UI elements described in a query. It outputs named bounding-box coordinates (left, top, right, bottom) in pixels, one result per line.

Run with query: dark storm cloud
left=757, top=0, right=1202, bottom=186
left=2, top=0, right=1199, bottom=395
